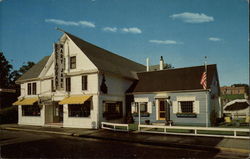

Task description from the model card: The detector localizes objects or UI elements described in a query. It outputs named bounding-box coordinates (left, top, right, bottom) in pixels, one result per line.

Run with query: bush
left=0, top=106, right=18, bottom=124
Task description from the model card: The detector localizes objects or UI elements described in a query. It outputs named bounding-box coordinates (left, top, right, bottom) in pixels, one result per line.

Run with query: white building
left=13, top=31, right=145, bottom=129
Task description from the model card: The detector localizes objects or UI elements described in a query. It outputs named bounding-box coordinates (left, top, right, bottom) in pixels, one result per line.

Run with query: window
left=103, top=102, right=123, bottom=119
left=27, top=82, right=36, bottom=95
left=22, top=104, right=40, bottom=116
left=134, top=102, right=148, bottom=113
left=32, top=83, right=36, bottom=95
left=180, top=101, right=193, bottom=113
left=68, top=101, right=91, bottom=117
left=27, top=83, right=32, bottom=95
left=66, top=77, right=71, bottom=92
left=51, top=80, right=55, bottom=92
left=82, top=75, right=88, bottom=90
left=70, top=56, right=76, bottom=69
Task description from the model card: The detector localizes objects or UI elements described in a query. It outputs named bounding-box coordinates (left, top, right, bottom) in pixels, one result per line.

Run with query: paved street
left=0, top=130, right=248, bottom=158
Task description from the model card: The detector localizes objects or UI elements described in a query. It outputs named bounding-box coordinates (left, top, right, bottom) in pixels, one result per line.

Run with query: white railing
left=138, top=124, right=250, bottom=139
left=101, top=122, right=129, bottom=132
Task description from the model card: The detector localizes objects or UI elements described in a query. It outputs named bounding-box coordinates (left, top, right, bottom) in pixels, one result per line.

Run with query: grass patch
left=115, top=126, right=128, bottom=131
left=236, top=131, right=250, bottom=136
left=129, top=124, right=138, bottom=131
left=197, top=130, right=234, bottom=136
left=166, top=128, right=194, bottom=133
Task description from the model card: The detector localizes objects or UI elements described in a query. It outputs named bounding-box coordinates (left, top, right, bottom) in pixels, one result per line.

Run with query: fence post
left=194, top=129, right=197, bottom=135
left=234, top=130, right=236, bottom=137
left=164, top=127, right=166, bottom=133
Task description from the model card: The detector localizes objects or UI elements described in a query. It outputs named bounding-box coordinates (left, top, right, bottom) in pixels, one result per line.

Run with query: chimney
left=160, top=56, right=164, bottom=70
left=146, top=57, right=149, bottom=71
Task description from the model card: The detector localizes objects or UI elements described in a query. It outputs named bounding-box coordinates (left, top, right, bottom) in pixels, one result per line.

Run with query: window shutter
left=131, top=102, right=136, bottom=113
left=193, top=101, right=200, bottom=114
left=148, top=102, right=152, bottom=113
left=172, top=101, right=178, bottom=114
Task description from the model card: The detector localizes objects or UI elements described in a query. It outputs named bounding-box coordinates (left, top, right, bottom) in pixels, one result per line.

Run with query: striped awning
left=13, top=97, right=38, bottom=105
left=59, top=95, right=92, bottom=105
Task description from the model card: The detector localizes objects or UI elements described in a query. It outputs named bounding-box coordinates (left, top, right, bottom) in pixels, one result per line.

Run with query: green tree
left=9, top=61, right=35, bottom=86
left=0, top=52, right=13, bottom=88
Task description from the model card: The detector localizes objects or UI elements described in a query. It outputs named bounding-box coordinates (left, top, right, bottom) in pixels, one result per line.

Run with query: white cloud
left=45, top=19, right=95, bottom=28
left=149, top=40, right=182, bottom=45
left=121, top=27, right=142, bottom=34
left=103, top=27, right=117, bottom=32
left=208, top=37, right=222, bottom=41
left=169, top=12, right=214, bottom=23
left=78, top=21, right=95, bottom=28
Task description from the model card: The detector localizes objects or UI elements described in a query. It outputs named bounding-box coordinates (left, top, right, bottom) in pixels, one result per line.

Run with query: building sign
left=54, top=43, right=65, bottom=90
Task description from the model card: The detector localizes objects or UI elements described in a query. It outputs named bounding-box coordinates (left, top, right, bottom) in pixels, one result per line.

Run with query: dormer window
left=70, top=56, right=76, bottom=69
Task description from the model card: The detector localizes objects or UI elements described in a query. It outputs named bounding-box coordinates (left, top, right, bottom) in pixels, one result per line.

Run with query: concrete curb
left=3, top=127, right=74, bottom=136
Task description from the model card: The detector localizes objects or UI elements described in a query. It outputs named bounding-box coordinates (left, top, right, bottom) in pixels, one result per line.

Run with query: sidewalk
left=0, top=124, right=249, bottom=154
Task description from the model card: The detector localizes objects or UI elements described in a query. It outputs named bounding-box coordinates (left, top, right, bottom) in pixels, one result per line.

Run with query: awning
left=13, top=97, right=38, bottom=105
left=59, top=95, right=92, bottom=105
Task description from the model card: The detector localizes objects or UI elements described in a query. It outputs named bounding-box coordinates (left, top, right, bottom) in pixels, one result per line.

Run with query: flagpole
left=205, top=56, right=208, bottom=127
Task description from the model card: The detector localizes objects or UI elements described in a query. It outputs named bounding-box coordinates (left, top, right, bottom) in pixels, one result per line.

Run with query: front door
left=158, top=99, right=170, bottom=121
left=53, top=102, right=63, bottom=123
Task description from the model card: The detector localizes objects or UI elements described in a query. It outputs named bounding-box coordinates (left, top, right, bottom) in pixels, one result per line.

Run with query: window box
left=132, top=112, right=150, bottom=117
left=176, top=113, right=197, bottom=118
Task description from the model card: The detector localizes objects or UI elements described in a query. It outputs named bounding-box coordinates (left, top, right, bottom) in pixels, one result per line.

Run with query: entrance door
left=158, top=99, right=170, bottom=121
left=53, top=102, right=63, bottom=123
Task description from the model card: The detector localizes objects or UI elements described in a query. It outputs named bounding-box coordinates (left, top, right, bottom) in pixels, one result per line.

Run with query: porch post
left=138, top=102, right=141, bottom=126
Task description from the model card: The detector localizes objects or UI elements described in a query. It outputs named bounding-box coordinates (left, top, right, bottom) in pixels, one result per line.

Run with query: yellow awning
left=59, top=95, right=92, bottom=105
left=13, top=97, right=38, bottom=105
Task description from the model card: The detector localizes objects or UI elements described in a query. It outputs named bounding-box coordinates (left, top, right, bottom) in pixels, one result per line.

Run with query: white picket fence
left=101, top=122, right=250, bottom=139
left=138, top=124, right=250, bottom=139
left=101, top=122, right=129, bottom=132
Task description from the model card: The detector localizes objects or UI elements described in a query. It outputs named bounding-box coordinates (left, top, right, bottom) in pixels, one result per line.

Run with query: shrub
left=0, top=106, right=18, bottom=124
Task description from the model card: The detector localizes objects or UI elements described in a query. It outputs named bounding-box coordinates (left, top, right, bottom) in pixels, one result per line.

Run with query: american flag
left=200, top=71, right=207, bottom=89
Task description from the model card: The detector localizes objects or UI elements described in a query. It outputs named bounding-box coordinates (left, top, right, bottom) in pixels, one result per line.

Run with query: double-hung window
left=27, top=83, right=32, bottom=95
left=66, top=77, right=71, bottom=92
left=82, top=75, right=88, bottom=90
left=70, top=56, right=76, bottom=69
left=27, top=82, right=36, bottom=95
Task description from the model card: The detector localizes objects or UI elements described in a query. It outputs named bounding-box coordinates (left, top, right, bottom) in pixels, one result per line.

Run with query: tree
left=0, top=52, right=13, bottom=88
left=9, top=61, right=35, bottom=87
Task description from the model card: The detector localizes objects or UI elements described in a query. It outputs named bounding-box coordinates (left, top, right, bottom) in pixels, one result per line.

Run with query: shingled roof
left=16, top=56, right=50, bottom=83
left=132, top=64, right=218, bottom=93
left=65, top=32, right=146, bottom=79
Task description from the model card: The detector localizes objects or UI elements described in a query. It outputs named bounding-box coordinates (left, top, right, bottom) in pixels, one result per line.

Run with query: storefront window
left=22, top=104, right=40, bottom=116
left=68, top=101, right=91, bottom=117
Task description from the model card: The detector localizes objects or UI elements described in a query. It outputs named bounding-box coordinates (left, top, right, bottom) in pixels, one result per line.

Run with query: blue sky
left=0, top=0, right=248, bottom=86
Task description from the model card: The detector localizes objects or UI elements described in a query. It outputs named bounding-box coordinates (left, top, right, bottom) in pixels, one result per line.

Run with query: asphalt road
left=0, top=130, right=248, bottom=158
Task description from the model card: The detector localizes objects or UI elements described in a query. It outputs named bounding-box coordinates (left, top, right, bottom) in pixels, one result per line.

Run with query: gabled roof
left=65, top=32, right=146, bottom=79
left=16, top=56, right=50, bottom=83
left=132, top=64, right=218, bottom=93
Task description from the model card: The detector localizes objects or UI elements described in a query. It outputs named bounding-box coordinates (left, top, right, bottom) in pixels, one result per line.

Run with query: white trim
left=134, top=97, right=149, bottom=102
left=177, top=96, right=195, bottom=101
